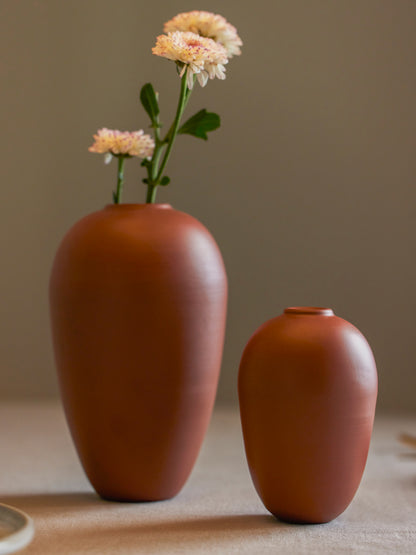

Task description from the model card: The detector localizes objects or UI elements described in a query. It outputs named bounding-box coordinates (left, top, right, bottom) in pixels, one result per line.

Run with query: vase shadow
left=0, top=492, right=297, bottom=554
left=1, top=492, right=103, bottom=513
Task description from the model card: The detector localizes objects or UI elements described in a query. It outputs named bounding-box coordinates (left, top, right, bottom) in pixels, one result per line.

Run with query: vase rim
left=284, top=307, right=334, bottom=316
left=104, top=203, right=172, bottom=210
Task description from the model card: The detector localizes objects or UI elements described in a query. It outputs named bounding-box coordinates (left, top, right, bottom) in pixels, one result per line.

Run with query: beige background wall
left=0, top=0, right=415, bottom=412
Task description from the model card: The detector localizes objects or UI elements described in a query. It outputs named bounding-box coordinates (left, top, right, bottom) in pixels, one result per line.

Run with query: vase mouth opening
left=105, top=203, right=172, bottom=210
left=284, top=307, right=334, bottom=316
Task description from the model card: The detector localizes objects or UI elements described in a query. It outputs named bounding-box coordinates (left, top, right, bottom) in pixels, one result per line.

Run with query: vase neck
left=104, top=203, right=172, bottom=211
left=284, top=307, right=334, bottom=316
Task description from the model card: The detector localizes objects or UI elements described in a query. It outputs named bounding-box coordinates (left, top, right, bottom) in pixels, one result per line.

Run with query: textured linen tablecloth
left=0, top=402, right=414, bottom=554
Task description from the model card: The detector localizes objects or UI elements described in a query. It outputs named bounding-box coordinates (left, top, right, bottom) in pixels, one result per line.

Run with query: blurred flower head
left=88, top=128, right=155, bottom=161
left=164, top=11, right=242, bottom=58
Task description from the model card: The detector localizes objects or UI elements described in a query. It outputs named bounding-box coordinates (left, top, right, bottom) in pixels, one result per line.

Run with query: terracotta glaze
left=50, top=204, right=227, bottom=501
left=238, top=307, right=378, bottom=523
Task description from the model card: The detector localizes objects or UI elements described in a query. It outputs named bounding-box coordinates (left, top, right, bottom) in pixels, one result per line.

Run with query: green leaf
left=140, top=83, right=159, bottom=122
left=178, top=109, right=220, bottom=140
left=160, top=176, right=170, bottom=186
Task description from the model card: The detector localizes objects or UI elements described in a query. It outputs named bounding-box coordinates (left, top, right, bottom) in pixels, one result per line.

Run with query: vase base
left=96, top=487, right=180, bottom=504
left=273, top=512, right=338, bottom=525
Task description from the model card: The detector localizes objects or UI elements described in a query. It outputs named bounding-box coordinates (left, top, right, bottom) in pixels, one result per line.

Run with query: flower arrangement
left=88, top=10, right=242, bottom=204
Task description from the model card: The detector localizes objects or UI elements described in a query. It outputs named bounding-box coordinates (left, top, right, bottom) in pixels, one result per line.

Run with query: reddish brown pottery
left=238, top=307, right=378, bottom=524
left=50, top=204, right=227, bottom=501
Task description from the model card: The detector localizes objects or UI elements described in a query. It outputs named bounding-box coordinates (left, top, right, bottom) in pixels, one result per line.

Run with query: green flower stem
left=146, top=184, right=158, bottom=203
left=145, top=73, right=193, bottom=203
left=150, top=139, right=164, bottom=182
left=114, top=155, right=126, bottom=204
left=155, top=74, right=190, bottom=182
left=150, top=112, right=163, bottom=179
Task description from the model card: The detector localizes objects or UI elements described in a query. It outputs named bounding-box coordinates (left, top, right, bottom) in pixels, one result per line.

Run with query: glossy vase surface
left=50, top=204, right=227, bottom=501
left=238, top=307, right=378, bottom=523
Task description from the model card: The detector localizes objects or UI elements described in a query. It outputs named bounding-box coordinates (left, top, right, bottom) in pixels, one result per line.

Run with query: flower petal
left=88, top=128, right=155, bottom=159
left=163, top=11, right=242, bottom=58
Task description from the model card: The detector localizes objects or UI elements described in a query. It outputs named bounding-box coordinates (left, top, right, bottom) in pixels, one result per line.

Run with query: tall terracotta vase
left=49, top=204, right=227, bottom=501
left=238, top=307, right=378, bottom=524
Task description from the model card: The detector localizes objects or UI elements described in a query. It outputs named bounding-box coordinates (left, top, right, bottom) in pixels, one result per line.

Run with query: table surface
left=0, top=402, right=415, bottom=554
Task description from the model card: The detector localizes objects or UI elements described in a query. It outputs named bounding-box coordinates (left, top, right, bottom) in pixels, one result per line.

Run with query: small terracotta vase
left=50, top=204, right=227, bottom=501
left=238, top=307, right=378, bottom=524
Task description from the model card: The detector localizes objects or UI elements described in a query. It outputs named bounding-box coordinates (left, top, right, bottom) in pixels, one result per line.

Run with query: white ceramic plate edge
left=0, top=503, right=34, bottom=554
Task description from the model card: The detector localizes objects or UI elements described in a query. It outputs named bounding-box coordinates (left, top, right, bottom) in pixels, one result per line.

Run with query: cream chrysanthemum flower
left=88, top=128, right=155, bottom=162
left=164, top=11, right=242, bottom=58
left=152, top=31, right=228, bottom=89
